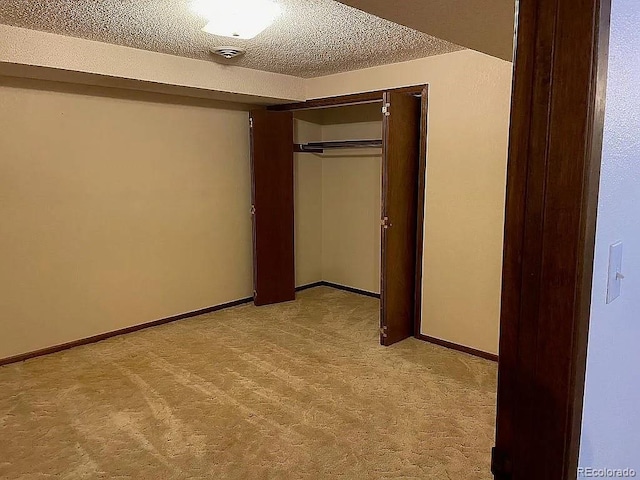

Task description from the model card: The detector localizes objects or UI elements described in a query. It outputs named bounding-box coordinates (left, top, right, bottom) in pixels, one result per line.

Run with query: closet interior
left=250, top=86, right=427, bottom=345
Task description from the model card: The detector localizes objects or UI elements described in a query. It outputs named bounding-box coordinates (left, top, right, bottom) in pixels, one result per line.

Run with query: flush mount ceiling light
left=191, top=0, right=281, bottom=40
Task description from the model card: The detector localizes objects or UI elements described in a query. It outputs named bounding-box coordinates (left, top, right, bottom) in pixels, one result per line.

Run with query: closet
left=250, top=85, right=428, bottom=346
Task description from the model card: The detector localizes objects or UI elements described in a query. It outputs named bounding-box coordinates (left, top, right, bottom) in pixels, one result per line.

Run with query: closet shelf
left=295, top=139, right=383, bottom=153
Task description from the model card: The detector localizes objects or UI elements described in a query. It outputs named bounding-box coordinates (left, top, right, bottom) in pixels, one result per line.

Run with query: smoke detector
left=210, top=46, right=246, bottom=59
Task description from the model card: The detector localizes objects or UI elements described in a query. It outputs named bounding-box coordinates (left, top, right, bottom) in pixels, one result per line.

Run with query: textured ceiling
left=338, top=0, right=515, bottom=61
left=0, top=0, right=464, bottom=78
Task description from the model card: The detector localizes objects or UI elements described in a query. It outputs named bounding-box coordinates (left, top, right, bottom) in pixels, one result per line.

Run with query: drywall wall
left=0, top=25, right=305, bottom=104
left=579, top=0, right=640, bottom=471
left=321, top=122, right=382, bottom=294
left=307, top=50, right=513, bottom=354
left=293, top=117, right=382, bottom=293
left=0, top=79, right=254, bottom=359
left=294, top=119, right=323, bottom=287
left=0, top=47, right=512, bottom=358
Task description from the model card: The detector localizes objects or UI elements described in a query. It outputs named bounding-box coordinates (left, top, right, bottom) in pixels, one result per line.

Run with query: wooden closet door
left=380, top=92, right=421, bottom=345
left=250, top=109, right=295, bottom=306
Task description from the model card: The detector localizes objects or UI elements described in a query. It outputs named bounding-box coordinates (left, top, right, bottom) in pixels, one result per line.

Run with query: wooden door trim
left=268, top=84, right=427, bottom=112
left=493, top=0, right=611, bottom=478
left=379, top=91, right=422, bottom=346
left=267, top=86, right=427, bottom=344
left=380, top=91, right=391, bottom=343
left=413, top=85, right=429, bottom=339
left=249, top=113, right=258, bottom=300
left=249, top=110, right=296, bottom=306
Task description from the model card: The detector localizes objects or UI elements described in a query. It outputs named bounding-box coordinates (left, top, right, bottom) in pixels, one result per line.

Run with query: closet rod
left=295, top=139, right=382, bottom=153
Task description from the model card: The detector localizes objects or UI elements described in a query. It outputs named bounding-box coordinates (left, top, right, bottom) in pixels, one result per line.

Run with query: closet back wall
left=294, top=117, right=382, bottom=294
left=294, top=120, right=323, bottom=287
left=321, top=121, right=381, bottom=294
left=0, top=79, right=254, bottom=359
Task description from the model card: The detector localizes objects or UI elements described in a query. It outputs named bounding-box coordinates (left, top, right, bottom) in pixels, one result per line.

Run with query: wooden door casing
left=380, top=92, right=422, bottom=346
left=493, top=0, right=611, bottom=477
left=250, top=109, right=296, bottom=306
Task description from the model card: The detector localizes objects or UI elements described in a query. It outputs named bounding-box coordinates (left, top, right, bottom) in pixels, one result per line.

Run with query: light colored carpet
left=0, top=287, right=497, bottom=479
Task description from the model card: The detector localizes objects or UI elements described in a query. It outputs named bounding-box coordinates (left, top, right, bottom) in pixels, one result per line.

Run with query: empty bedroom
left=0, top=0, right=515, bottom=478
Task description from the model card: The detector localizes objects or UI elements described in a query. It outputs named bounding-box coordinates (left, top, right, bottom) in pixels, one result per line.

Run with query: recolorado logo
left=578, top=468, right=637, bottom=478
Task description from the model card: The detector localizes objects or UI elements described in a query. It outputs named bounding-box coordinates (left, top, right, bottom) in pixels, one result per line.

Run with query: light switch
left=606, top=241, right=624, bottom=304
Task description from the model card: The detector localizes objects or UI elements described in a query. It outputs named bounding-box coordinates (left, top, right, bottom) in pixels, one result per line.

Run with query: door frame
left=493, top=0, right=612, bottom=478
left=270, top=85, right=428, bottom=345
left=249, top=109, right=296, bottom=306
left=268, top=85, right=426, bottom=112
left=380, top=90, right=423, bottom=345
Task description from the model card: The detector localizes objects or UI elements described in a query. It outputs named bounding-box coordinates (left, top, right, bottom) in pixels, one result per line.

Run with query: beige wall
left=307, top=50, right=513, bottom=354
left=294, top=120, right=323, bottom=287
left=1, top=48, right=511, bottom=359
left=0, top=81, right=254, bottom=359
left=0, top=25, right=305, bottom=104
left=321, top=122, right=382, bottom=293
left=293, top=117, right=382, bottom=294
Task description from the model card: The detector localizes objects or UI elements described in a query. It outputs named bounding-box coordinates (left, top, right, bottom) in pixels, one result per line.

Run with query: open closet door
left=250, top=109, right=295, bottom=306
left=380, top=92, right=421, bottom=346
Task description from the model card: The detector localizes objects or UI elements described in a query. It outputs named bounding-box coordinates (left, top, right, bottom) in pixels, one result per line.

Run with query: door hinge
left=382, top=103, right=391, bottom=116
left=249, top=117, right=253, bottom=128
left=491, top=447, right=512, bottom=479
left=253, top=290, right=257, bottom=299
left=379, top=326, right=388, bottom=338
left=250, top=205, right=256, bottom=215
left=381, top=216, right=391, bottom=229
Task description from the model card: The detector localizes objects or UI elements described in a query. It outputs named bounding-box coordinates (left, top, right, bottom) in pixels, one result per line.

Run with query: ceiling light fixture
left=191, top=0, right=281, bottom=40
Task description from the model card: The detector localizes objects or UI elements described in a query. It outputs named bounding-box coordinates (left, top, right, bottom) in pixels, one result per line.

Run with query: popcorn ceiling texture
left=0, top=0, right=464, bottom=78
